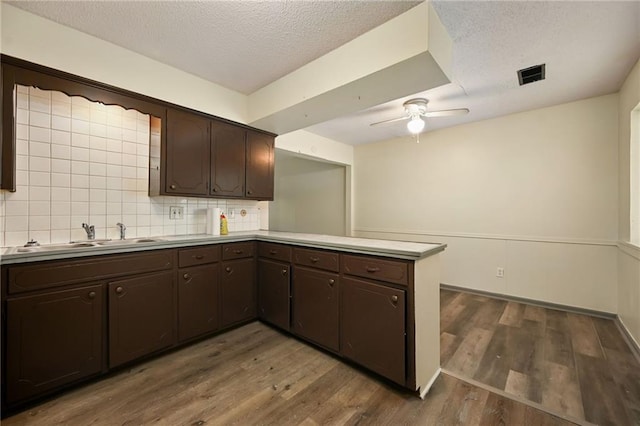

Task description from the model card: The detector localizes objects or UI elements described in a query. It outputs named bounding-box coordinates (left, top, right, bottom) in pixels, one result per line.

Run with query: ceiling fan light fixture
left=407, top=116, right=425, bottom=134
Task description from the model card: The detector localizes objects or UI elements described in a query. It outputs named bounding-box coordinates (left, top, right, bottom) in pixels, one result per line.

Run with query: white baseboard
left=418, top=368, right=441, bottom=400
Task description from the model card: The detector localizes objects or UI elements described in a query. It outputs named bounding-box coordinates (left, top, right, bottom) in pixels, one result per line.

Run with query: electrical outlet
left=496, top=267, right=505, bottom=278
left=229, top=209, right=235, bottom=219
left=169, top=206, right=184, bottom=220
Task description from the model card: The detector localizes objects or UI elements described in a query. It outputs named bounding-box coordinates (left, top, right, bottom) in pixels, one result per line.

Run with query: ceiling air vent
left=518, top=64, right=545, bottom=86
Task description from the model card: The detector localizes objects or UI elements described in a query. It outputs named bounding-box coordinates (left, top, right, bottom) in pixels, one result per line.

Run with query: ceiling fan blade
left=369, top=116, right=409, bottom=127
left=423, top=108, right=469, bottom=118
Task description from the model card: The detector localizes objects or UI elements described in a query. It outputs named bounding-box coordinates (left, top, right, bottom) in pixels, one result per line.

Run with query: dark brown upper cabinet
left=0, top=56, right=276, bottom=198
left=211, top=120, right=246, bottom=198
left=246, top=130, right=275, bottom=200
left=158, top=112, right=275, bottom=201
left=165, top=108, right=211, bottom=196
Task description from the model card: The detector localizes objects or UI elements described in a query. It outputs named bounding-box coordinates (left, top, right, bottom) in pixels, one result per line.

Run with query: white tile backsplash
left=1, top=85, right=263, bottom=247
left=51, top=129, right=71, bottom=145
left=52, top=101, right=71, bottom=118
left=30, top=126, right=50, bottom=143
left=30, top=111, right=50, bottom=128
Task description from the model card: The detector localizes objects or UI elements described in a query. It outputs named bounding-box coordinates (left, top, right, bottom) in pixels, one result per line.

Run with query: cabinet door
left=211, top=120, right=245, bottom=198
left=341, top=277, right=406, bottom=385
left=6, top=284, right=103, bottom=404
left=245, top=130, right=274, bottom=200
left=257, top=259, right=290, bottom=331
left=220, top=258, right=256, bottom=328
left=108, top=271, right=175, bottom=368
left=178, top=264, right=219, bottom=342
left=165, top=108, right=210, bottom=195
left=292, top=267, right=339, bottom=351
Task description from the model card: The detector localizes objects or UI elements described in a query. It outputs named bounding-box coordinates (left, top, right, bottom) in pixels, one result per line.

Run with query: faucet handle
left=116, top=222, right=127, bottom=240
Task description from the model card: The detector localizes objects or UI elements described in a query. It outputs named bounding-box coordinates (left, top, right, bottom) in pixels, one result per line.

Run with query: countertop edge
left=0, top=232, right=447, bottom=265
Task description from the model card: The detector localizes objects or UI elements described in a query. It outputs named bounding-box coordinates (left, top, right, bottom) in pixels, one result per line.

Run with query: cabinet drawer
left=258, top=242, right=291, bottom=262
left=293, top=248, right=339, bottom=272
left=342, top=254, right=409, bottom=286
left=178, top=245, right=221, bottom=267
left=222, top=242, right=255, bottom=260
left=8, top=250, right=175, bottom=294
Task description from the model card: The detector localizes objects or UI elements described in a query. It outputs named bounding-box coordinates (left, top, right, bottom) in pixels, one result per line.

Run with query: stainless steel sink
left=95, top=238, right=166, bottom=246
left=15, top=242, right=97, bottom=252
left=11, top=238, right=166, bottom=253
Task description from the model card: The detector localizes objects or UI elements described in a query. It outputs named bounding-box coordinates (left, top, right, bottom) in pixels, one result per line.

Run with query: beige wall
left=618, top=59, right=640, bottom=346
left=269, top=151, right=347, bottom=236
left=354, top=94, right=619, bottom=313
left=1, top=3, right=247, bottom=123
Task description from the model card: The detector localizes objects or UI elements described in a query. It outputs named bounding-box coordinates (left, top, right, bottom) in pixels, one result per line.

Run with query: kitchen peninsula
left=0, top=231, right=445, bottom=413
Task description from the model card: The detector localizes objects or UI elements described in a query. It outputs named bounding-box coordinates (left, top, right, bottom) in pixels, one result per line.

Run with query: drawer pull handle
left=88, top=291, right=96, bottom=299
left=183, top=273, right=191, bottom=280
left=281, top=269, right=288, bottom=275
left=391, top=295, right=398, bottom=303
left=234, top=249, right=244, bottom=255
left=366, top=266, right=380, bottom=273
left=194, top=255, right=204, bottom=260
left=269, top=250, right=278, bottom=255
left=310, top=256, right=320, bottom=263
left=226, top=267, right=232, bottom=273
left=328, top=279, right=335, bottom=286
left=115, top=286, right=124, bottom=294
left=170, top=184, right=176, bottom=190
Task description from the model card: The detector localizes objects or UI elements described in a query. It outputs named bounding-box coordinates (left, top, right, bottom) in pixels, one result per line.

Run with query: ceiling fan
left=370, top=98, right=469, bottom=134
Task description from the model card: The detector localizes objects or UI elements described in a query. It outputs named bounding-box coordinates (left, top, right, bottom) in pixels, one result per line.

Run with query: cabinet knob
left=88, top=291, right=96, bottom=299
left=328, top=279, right=335, bottom=286
left=212, top=188, right=218, bottom=192
left=247, top=190, right=253, bottom=195
left=233, top=249, right=243, bottom=255
left=391, top=295, right=398, bottom=303
left=170, top=184, right=176, bottom=190
left=183, top=273, right=191, bottom=280
left=281, top=268, right=288, bottom=275
left=226, top=266, right=232, bottom=273
left=115, top=286, right=124, bottom=294
left=310, top=256, right=320, bottom=263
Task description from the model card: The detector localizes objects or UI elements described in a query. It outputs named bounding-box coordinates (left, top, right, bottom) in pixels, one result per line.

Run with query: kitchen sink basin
left=11, top=238, right=166, bottom=253
left=95, top=238, right=166, bottom=246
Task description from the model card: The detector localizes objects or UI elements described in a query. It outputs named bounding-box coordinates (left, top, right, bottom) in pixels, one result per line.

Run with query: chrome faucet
left=82, top=223, right=95, bottom=240
left=116, top=223, right=127, bottom=240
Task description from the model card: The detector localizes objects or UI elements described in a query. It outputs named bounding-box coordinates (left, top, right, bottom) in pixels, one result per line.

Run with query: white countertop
left=0, top=231, right=446, bottom=265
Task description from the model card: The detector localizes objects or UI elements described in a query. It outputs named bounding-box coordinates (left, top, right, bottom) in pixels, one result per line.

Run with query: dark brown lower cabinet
left=108, top=271, right=176, bottom=368
left=257, top=259, right=290, bottom=330
left=292, top=267, right=339, bottom=351
left=178, top=264, right=219, bottom=342
left=220, top=258, right=256, bottom=328
left=341, top=277, right=406, bottom=385
left=5, top=284, right=103, bottom=404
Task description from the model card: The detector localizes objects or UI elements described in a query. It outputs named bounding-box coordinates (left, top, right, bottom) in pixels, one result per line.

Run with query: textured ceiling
left=8, top=0, right=640, bottom=145
left=307, top=0, right=640, bottom=144
left=8, top=0, right=420, bottom=94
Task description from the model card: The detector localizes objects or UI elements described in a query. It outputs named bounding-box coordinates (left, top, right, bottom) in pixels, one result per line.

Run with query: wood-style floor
left=5, top=320, right=574, bottom=425
left=441, top=289, right=640, bottom=426
left=5, top=290, right=640, bottom=425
